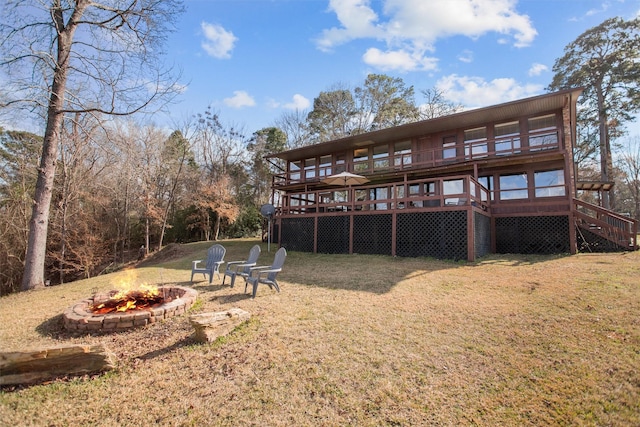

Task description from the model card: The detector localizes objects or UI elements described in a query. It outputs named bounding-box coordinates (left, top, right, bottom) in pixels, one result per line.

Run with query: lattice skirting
left=495, top=215, right=570, bottom=254
left=576, top=226, right=629, bottom=252
left=396, top=211, right=468, bottom=260
left=474, top=212, right=491, bottom=258
left=280, top=217, right=314, bottom=252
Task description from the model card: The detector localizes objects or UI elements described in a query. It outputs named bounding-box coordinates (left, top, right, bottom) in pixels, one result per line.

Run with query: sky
left=159, top=0, right=640, bottom=138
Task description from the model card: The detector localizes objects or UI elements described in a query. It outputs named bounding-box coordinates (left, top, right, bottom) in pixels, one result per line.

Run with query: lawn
left=1, top=239, right=639, bottom=426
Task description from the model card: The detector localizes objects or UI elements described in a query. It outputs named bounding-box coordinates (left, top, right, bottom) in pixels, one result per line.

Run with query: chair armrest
left=192, top=260, right=202, bottom=268
left=251, top=268, right=282, bottom=279
left=226, top=260, right=247, bottom=267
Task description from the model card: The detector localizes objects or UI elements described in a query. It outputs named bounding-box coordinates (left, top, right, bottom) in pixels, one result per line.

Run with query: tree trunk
left=21, top=1, right=87, bottom=291
left=596, top=83, right=611, bottom=209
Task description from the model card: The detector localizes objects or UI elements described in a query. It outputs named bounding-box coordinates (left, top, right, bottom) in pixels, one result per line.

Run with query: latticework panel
left=474, top=212, right=491, bottom=258
left=396, top=211, right=467, bottom=260
left=353, top=214, right=392, bottom=255
left=280, top=217, right=314, bottom=252
left=576, top=226, right=629, bottom=253
left=318, top=216, right=349, bottom=254
left=495, top=215, right=570, bottom=254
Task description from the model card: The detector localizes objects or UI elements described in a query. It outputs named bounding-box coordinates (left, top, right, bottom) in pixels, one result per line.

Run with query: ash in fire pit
left=63, top=285, right=197, bottom=332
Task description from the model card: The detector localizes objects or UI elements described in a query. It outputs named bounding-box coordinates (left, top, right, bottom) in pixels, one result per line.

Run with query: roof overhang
left=576, top=181, right=614, bottom=191
left=268, top=88, right=584, bottom=162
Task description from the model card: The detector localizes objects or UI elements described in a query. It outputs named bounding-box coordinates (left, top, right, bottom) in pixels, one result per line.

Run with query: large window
left=373, top=145, right=389, bottom=170
left=535, top=169, right=566, bottom=197
left=394, top=140, right=412, bottom=168
left=477, top=176, right=494, bottom=201
left=443, top=178, right=465, bottom=205
left=494, top=121, right=520, bottom=155
left=290, top=160, right=301, bottom=181
left=528, top=114, right=558, bottom=151
left=464, top=127, right=487, bottom=159
left=442, top=135, right=457, bottom=160
left=319, top=155, right=332, bottom=177
left=304, top=157, right=316, bottom=179
left=353, top=148, right=369, bottom=172
left=499, top=173, right=528, bottom=200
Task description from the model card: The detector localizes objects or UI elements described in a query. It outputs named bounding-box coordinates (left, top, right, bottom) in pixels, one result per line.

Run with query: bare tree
left=419, top=87, right=464, bottom=120
left=0, top=0, right=184, bottom=290
left=617, top=136, right=640, bottom=220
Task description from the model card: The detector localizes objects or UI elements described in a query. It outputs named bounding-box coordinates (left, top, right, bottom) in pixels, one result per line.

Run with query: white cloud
left=362, top=47, right=438, bottom=72
left=436, top=74, right=543, bottom=108
left=528, top=63, right=548, bottom=76
left=457, top=49, right=474, bottom=63
left=223, top=91, right=256, bottom=108
left=283, top=94, right=311, bottom=110
left=315, top=0, right=537, bottom=71
left=201, top=22, right=237, bottom=59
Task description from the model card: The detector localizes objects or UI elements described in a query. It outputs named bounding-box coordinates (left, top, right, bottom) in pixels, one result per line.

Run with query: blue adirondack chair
left=222, top=244, right=261, bottom=288
left=190, top=244, right=226, bottom=284
left=245, top=247, right=287, bottom=298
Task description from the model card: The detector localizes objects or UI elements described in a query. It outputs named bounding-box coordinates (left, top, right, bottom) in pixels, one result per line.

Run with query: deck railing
left=278, top=175, right=490, bottom=215
left=574, top=198, right=638, bottom=250
left=274, top=130, right=560, bottom=187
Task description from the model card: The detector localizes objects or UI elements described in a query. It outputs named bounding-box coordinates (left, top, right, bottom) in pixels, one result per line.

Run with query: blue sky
left=156, top=1, right=638, bottom=136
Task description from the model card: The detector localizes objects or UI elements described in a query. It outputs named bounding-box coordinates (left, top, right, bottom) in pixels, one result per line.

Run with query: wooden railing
left=278, top=175, right=490, bottom=215
left=574, top=198, right=638, bottom=250
left=273, top=130, right=560, bottom=187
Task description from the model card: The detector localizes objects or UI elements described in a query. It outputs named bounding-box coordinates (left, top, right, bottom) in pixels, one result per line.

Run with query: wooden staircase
left=573, top=198, right=638, bottom=252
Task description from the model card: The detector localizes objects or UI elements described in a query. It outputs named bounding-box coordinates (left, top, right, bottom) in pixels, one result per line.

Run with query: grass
left=1, top=239, right=639, bottom=426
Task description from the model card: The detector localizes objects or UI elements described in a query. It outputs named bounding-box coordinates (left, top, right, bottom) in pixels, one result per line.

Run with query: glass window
left=528, top=115, right=556, bottom=131
left=494, top=121, right=521, bottom=155
left=443, top=179, right=464, bottom=195
left=373, top=145, right=389, bottom=169
left=290, top=160, right=301, bottom=181
left=319, top=155, right=332, bottom=177
left=464, top=127, right=487, bottom=159
left=528, top=115, right=558, bottom=151
left=535, top=170, right=566, bottom=197
left=477, top=176, right=494, bottom=201
left=499, top=173, right=528, bottom=200
left=394, top=141, right=412, bottom=167
left=353, top=148, right=369, bottom=172
left=304, top=158, right=316, bottom=179
left=336, top=153, right=346, bottom=173
left=442, top=135, right=457, bottom=160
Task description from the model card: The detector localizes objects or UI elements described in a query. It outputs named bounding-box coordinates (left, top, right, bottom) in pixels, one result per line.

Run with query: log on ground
left=0, top=344, right=117, bottom=386
left=189, top=308, right=250, bottom=343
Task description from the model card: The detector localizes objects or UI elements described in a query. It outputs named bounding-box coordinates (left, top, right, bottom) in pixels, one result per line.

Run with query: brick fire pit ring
left=63, top=285, right=198, bottom=332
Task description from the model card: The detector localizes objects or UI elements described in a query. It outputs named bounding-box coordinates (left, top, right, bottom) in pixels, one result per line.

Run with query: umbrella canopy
left=322, top=171, right=370, bottom=186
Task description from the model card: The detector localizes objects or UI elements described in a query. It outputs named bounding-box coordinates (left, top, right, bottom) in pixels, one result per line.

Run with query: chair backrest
left=205, top=244, right=226, bottom=269
left=241, top=245, right=262, bottom=274
left=267, top=247, right=287, bottom=281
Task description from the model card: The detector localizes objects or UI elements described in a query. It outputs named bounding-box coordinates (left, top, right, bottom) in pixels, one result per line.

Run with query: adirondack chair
left=245, top=247, right=287, bottom=298
left=222, top=244, right=261, bottom=288
left=190, top=244, right=226, bottom=284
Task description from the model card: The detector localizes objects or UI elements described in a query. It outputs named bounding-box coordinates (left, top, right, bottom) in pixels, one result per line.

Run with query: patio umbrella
left=322, top=171, right=370, bottom=186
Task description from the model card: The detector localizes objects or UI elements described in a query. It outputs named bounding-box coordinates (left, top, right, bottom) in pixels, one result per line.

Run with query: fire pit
left=63, top=285, right=198, bottom=332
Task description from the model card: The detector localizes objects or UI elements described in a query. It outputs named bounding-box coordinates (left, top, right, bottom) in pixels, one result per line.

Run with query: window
left=494, top=122, right=520, bottom=155
left=464, top=127, right=487, bottom=159
left=369, top=187, right=390, bottom=210
left=528, top=114, right=558, bottom=151
left=535, top=170, right=566, bottom=197
left=499, top=173, right=528, bottom=200
left=373, top=145, right=389, bottom=170
left=477, top=176, right=494, bottom=201
left=394, top=141, right=412, bottom=167
left=304, top=158, right=316, bottom=179
left=442, top=135, right=457, bottom=160
left=319, top=155, right=332, bottom=177
left=353, top=148, right=369, bottom=172
left=443, top=178, right=465, bottom=205
left=290, top=161, right=301, bottom=181
left=336, top=153, right=346, bottom=173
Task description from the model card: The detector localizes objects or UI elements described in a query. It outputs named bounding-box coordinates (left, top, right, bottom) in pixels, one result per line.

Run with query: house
left=265, top=88, right=638, bottom=261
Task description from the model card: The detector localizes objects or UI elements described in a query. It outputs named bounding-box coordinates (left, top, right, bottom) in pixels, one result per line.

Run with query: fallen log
left=0, top=344, right=117, bottom=386
left=189, top=308, right=250, bottom=343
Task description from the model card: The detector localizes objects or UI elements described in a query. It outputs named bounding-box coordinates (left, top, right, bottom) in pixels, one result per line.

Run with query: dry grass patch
left=1, top=240, right=639, bottom=426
